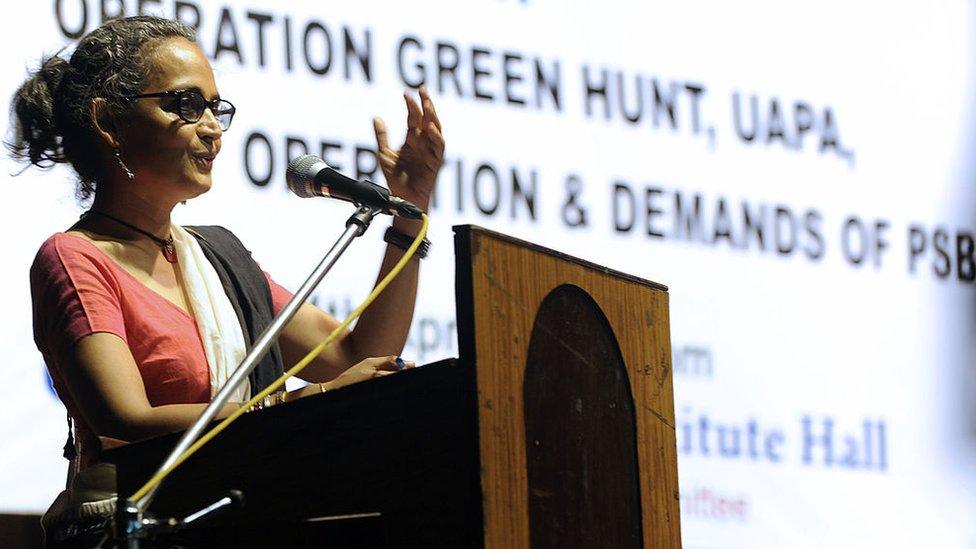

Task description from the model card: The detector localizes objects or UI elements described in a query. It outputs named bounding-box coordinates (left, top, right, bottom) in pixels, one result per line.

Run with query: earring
left=114, top=148, right=135, bottom=180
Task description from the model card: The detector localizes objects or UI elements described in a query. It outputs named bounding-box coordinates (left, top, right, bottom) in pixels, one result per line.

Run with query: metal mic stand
left=114, top=205, right=382, bottom=548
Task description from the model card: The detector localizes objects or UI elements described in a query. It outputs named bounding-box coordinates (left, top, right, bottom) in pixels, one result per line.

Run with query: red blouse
left=30, top=232, right=292, bottom=465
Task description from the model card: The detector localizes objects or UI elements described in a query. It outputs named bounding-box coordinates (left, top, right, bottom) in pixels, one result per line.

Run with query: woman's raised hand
left=372, top=86, right=445, bottom=211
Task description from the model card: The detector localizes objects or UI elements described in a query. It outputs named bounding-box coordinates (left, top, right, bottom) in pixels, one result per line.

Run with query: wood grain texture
left=454, top=225, right=681, bottom=549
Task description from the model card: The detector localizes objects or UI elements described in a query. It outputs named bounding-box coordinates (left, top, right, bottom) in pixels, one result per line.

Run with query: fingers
left=392, top=87, right=444, bottom=146
left=425, top=122, right=445, bottom=157
left=375, top=88, right=445, bottom=184
left=415, top=86, right=444, bottom=165
left=416, top=122, right=445, bottom=173
left=376, top=355, right=402, bottom=372
left=404, top=92, right=423, bottom=134
left=372, top=117, right=390, bottom=152
left=385, top=356, right=416, bottom=371
left=364, top=355, right=416, bottom=373
left=418, top=85, right=442, bottom=133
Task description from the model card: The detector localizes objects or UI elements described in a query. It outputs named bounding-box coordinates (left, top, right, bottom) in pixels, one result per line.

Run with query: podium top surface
left=454, top=224, right=668, bottom=292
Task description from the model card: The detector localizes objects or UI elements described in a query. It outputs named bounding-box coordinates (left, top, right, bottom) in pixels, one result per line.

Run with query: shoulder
left=31, top=233, right=118, bottom=288
left=30, top=235, right=128, bottom=357
left=33, top=233, right=99, bottom=271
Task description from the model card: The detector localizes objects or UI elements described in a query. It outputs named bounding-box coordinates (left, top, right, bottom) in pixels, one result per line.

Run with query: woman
left=11, top=15, right=444, bottom=547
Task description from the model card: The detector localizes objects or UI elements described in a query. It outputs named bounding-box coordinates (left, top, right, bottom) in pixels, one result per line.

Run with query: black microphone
left=285, top=154, right=423, bottom=219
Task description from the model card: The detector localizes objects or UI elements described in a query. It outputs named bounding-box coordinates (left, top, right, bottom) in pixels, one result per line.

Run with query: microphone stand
left=114, top=205, right=382, bottom=548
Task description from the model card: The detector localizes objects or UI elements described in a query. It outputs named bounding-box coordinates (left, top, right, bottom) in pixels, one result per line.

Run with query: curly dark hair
left=9, top=16, right=196, bottom=199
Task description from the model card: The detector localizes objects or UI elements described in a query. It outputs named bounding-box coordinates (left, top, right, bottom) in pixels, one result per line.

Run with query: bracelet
left=384, top=226, right=430, bottom=259
left=247, top=391, right=285, bottom=412
left=248, top=395, right=269, bottom=412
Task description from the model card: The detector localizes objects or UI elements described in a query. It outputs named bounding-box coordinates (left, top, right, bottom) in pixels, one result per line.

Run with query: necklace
left=82, top=210, right=178, bottom=264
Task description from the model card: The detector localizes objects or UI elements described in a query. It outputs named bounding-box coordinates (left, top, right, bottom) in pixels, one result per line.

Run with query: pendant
left=162, top=243, right=178, bottom=264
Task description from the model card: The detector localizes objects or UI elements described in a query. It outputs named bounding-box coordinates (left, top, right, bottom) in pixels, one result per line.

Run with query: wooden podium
left=105, top=225, right=681, bottom=548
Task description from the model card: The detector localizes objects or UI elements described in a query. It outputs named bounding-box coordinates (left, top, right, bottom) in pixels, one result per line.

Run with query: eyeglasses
left=124, top=89, right=236, bottom=131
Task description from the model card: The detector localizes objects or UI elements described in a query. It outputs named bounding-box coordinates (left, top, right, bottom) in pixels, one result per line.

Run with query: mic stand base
left=115, top=498, right=142, bottom=549
left=111, top=490, right=244, bottom=549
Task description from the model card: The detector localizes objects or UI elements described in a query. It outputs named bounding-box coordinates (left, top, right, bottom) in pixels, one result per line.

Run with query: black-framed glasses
left=124, top=89, right=236, bottom=131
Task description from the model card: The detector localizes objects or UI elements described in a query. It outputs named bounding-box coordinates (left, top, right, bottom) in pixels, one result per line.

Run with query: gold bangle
left=318, top=383, right=327, bottom=393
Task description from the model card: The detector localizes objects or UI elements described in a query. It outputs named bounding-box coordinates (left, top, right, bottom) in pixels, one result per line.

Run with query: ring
left=394, top=357, right=406, bottom=371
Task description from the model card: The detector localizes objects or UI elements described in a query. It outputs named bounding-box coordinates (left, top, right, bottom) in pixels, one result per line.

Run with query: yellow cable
left=130, top=213, right=429, bottom=503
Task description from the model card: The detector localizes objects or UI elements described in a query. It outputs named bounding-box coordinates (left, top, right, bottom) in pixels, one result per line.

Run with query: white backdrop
left=1, top=1, right=975, bottom=547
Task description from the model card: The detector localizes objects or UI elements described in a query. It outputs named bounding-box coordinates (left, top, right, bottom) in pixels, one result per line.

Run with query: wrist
left=394, top=189, right=430, bottom=213
left=391, top=216, right=424, bottom=237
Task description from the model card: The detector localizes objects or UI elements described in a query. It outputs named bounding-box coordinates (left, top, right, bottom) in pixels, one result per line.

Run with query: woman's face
left=115, top=38, right=223, bottom=203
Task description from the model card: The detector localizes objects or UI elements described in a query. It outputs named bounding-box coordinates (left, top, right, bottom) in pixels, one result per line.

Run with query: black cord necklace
left=82, top=210, right=178, bottom=264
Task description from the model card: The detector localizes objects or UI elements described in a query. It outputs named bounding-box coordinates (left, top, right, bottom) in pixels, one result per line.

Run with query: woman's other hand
left=283, top=355, right=415, bottom=402
left=372, top=86, right=445, bottom=211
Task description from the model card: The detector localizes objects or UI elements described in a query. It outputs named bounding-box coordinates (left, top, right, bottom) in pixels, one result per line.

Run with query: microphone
left=286, top=154, right=423, bottom=219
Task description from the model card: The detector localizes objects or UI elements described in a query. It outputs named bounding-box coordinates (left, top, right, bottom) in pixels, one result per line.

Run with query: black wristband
left=384, top=226, right=431, bottom=259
